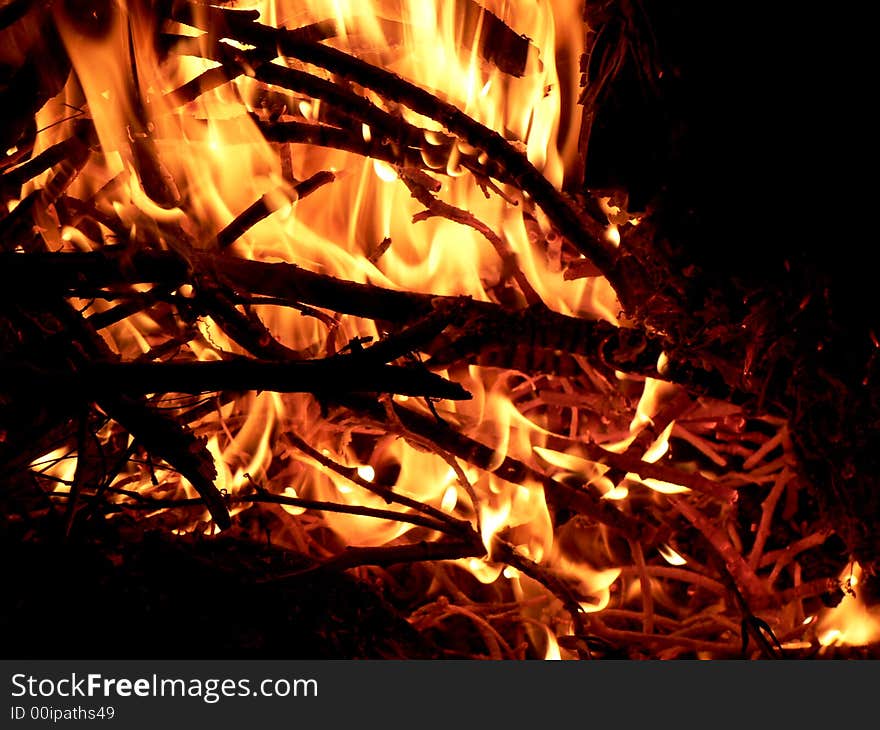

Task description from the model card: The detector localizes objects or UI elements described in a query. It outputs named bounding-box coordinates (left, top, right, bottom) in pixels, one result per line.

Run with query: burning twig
left=193, top=283, right=304, bottom=361
left=0, top=358, right=472, bottom=401
left=216, top=171, right=336, bottom=250
left=629, top=539, right=655, bottom=634
left=342, top=395, right=647, bottom=539
left=765, top=531, right=835, bottom=586
left=270, top=539, right=485, bottom=578
left=617, top=565, right=726, bottom=596
left=0, top=250, right=677, bottom=382
left=492, top=539, right=592, bottom=659
left=668, top=494, right=767, bottom=602
left=61, top=487, right=457, bottom=535
left=174, top=2, right=626, bottom=295
left=401, top=171, right=543, bottom=306
left=283, top=431, right=472, bottom=535
left=587, top=615, right=740, bottom=656
left=410, top=596, right=515, bottom=659
left=747, top=468, right=793, bottom=571
left=0, top=120, right=95, bottom=196
left=2, top=0, right=870, bottom=660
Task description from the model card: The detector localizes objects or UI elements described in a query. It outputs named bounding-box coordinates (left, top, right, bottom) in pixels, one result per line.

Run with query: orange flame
left=817, top=564, right=880, bottom=648
left=28, top=0, right=634, bottom=656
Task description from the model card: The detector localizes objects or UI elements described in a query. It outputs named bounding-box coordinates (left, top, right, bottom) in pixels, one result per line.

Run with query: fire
left=817, top=564, right=880, bottom=649
left=9, top=0, right=873, bottom=659
left=49, top=0, right=604, bottom=652
left=658, top=544, right=687, bottom=566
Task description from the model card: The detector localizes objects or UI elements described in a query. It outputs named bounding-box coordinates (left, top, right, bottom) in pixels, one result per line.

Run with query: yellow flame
left=658, top=544, right=688, bottom=566
left=440, top=484, right=458, bottom=513
left=543, top=626, right=562, bottom=660
left=280, top=486, right=307, bottom=516
left=643, top=421, right=675, bottom=464
left=533, top=445, right=619, bottom=498
left=30, top=447, right=77, bottom=491
left=817, top=564, right=880, bottom=647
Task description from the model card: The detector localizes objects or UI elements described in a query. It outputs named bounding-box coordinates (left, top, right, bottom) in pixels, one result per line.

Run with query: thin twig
left=282, top=430, right=473, bottom=534
left=492, top=539, right=592, bottom=659
left=617, top=565, right=726, bottom=595
left=629, top=539, right=655, bottom=634
left=748, top=467, right=793, bottom=571
left=216, top=171, right=335, bottom=250
left=742, top=427, right=785, bottom=471
left=765, top=531, right=834, bottom=584
left=588, top=616, right=740, bottom=656
left=671, top=423, right=728, bottom=468
left=267, top=539, right=485, bottom=580
left=400, top=171, right=543, bottom=306
left=668, top=495, right=768, bottom=601
left=58, top=487, right=453, bottom=534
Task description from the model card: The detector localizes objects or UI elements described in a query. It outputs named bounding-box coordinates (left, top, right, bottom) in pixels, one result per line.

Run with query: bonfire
left=1, top=0, right=876, bottom=659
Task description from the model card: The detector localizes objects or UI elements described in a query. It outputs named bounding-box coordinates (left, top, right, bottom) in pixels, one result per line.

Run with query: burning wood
left=1, top=0, right=877, bottom=659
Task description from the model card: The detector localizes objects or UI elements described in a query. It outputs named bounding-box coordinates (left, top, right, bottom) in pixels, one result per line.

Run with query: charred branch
left=215, top=171, right=336, bottom=250
left=0, top=357, right=472, bottom=401
left=0, top=250, right=677, bottom=384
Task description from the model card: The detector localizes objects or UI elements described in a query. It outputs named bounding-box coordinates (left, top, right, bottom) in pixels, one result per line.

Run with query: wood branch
left=0, top=250, right=674, bottom=382
left=165, top=51, right=509, bottom=185
left=64, top=487, right=454, bottom=534
left=216, top=172, right=335, bottom=250
left=245, top=493, right=453, bottom=534
left=491, top=539, right=591, bottom=658
left=401, top=171, right=543, bottom=306
left=1, top=119, right=94, bottom=194
left=282, top=431, right=474, bottom=535
left=667, top=495, right=767, bottom=602
left=193, top=283, right=304, bottom=361
left=0, top=244, right=233, bottom=531
left=340, top=395, right=648, bottom=540
left=747, top=468, right=792, bottom=570
left=586, top=615, right=740, bottom=656
left=0, top=357, right=472, bottom=401
left=268, top=539, right=485, bottom=579
left=574, top=441, right=737, bottom=503
left=99, top=392, right=231, bottom=529
left=617, top=565, right=727, bottom=596
left=257, top=119, right=434, bottom=172
left=85, top=287, right=174, bottom=331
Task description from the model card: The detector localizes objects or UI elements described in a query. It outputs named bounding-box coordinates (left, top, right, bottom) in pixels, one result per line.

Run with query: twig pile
left=0, top=0, right=868, bottom=658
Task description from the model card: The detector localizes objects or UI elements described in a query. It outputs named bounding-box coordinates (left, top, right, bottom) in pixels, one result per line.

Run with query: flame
left=658, top=544, right=688, bottom=566
left=533, top=445, right=618, bottom=498
left=30, top=447, right=77, bottom=491
left=542, top=626, right=562, bottom=660
left=29, top=0, right=637, bottom=656
left=817, top=564, right=880, bottom=648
